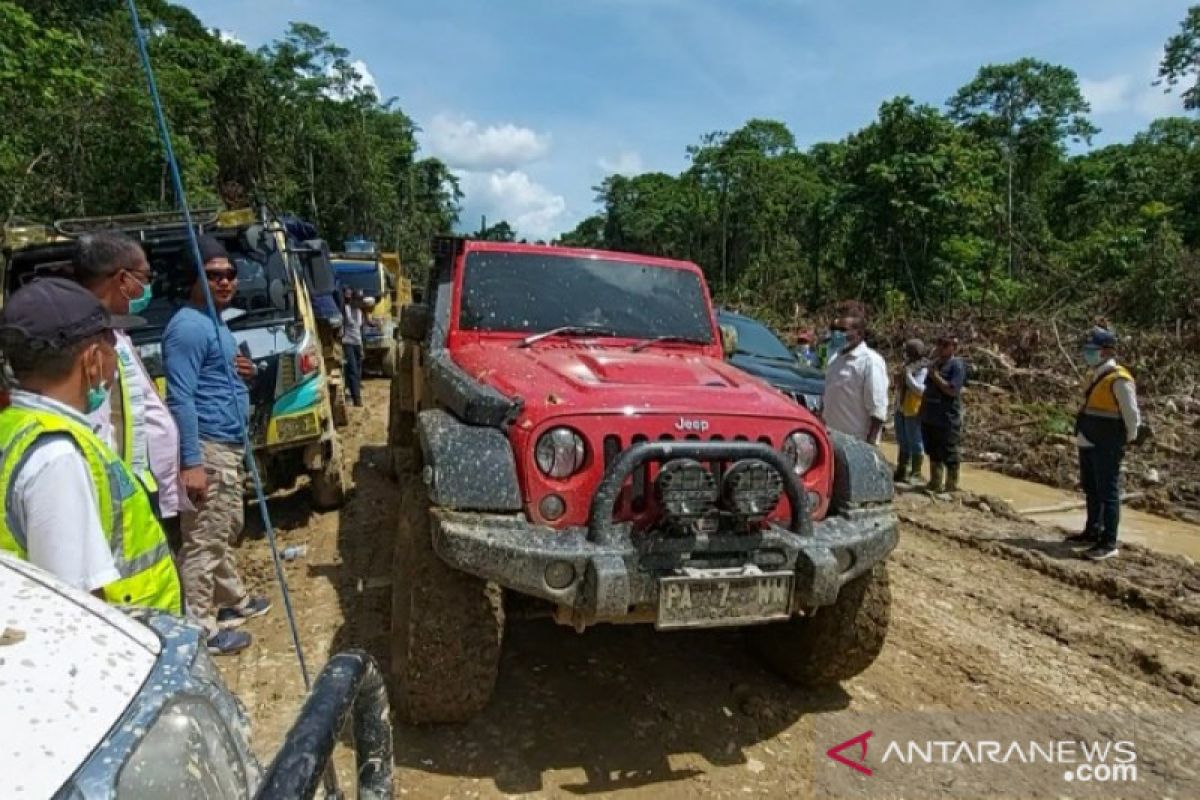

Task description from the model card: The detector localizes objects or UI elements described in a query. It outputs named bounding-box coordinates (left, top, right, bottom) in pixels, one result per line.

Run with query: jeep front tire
left=747, top=564, right=891, bottom=685
left=391, top=480, right=504, bottom=723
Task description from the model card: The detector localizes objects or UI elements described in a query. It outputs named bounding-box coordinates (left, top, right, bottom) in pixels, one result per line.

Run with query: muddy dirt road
left=219, top=379, right=1199, bottom=798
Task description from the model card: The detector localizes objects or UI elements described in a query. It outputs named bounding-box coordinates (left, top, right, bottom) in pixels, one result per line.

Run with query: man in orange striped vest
left=1068, top=327, right=1141, bottom=561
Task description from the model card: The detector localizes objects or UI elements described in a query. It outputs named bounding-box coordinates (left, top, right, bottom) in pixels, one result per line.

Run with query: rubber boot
left=945, top=464, right=961, bottom=493
left=893, top=452, right=909, bottom=484
left=926, top=462, right=945, bottom=493
left=909, top=454, right=925, bottom=487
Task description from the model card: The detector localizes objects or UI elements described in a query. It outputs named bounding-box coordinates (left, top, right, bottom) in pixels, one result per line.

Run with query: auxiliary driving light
left=655, top=458, right=718, bottom=517
left=782, top=430, right=819, bottom=476
left=722, top=459, right=784, bottom=518
left=535, top=427, right=587, bottom=478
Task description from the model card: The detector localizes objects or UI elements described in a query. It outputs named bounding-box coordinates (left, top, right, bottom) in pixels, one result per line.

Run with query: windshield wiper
left=630, top=335, right=710, bottom=352
left=517, top=325, right=619, bottom=348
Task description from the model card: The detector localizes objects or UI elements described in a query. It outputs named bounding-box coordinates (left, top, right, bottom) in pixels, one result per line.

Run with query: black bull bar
left=588, top=440, right=810, bottom=544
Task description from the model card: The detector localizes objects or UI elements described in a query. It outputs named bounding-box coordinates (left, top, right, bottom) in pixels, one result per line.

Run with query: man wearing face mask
left=823, top=315, right=889, bottom=444
left=0, top=278, right=182, bottom=612
left=71, top=232, right=186, bottom=530
left=163, top=235, right=269, bottom=655
left=1069, top=327, right=1141, bottom=561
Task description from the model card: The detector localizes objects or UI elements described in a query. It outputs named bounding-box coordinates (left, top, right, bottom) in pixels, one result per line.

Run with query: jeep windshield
left=459, top=251, right=714, bottom=344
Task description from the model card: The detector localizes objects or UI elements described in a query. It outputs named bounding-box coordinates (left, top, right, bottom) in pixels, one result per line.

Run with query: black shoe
left=1082, top=544, right=1119, bottom=561
left=1064, top=531, right=1099, bottom=546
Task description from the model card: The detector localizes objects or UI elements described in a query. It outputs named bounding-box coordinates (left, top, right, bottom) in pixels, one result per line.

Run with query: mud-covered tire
left=310, top=435, right=349, bottom=510
left=747, top=564, right=891, bottom=685
left=391, top=480, right=504, bottom=723
left=387, top=344, right=417, bottom=479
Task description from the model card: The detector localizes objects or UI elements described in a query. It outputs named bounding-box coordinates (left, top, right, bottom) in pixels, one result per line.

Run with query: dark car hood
left=729, top=353, right=825, bottom=395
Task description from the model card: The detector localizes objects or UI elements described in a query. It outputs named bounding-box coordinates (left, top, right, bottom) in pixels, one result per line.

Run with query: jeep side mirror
left=719, top=324, right=738, bottom=358
left=399, top=303, right=430, bottom=342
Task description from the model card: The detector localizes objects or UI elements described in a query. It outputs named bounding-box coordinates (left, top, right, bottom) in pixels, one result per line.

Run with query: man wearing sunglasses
left=71, top=232, right=185, bottom=533
left=163, top=235, right=270, bottom=655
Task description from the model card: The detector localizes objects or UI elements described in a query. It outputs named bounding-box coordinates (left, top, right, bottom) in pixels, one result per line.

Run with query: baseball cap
left=0, top=277, right=143, bottom=348
left=1085, top=327, right=1117, bottom=348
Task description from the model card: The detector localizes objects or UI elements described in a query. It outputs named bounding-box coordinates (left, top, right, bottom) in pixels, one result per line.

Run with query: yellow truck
left=331, top=238, right=411, bottom=376
left=1, top=208, right=350, bottom=508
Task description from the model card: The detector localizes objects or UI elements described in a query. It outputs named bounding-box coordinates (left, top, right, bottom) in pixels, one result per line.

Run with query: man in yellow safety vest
left=0, top=277, right=181, bottom=612
left=1068, top=326, right=1143, bottom=561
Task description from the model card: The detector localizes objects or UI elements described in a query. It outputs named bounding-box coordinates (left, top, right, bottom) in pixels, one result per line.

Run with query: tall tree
left=1158, top=5, right=1200, bottom=110
left=948, top=59, right=1097, bottom=277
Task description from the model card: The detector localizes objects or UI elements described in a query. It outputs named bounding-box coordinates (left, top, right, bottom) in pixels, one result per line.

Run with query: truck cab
left=0, top=209, right=349, bottom=509
left=331, top=238, right=411, bottom=376
left=387, top=237, right=898, bottom=723
left=0, top=551, right=391, bottom=799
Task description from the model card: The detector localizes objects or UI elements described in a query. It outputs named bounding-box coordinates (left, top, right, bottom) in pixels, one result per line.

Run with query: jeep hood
left=453, top=342, right=806, bottom=419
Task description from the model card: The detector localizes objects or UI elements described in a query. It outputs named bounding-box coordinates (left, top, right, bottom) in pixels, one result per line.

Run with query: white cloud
left=322, top=58, right=379, bottom=100
left=211, top=28, right=246, bottom=46
left=1081, top=75, right=1132, bottom=115
left=427, top=114, right=552, bottom=170
left=598, top=150, right=644, bottom=176
left=1082, top=56, right=1185, bottom=121
left=458, top=169, right=567, bottom=241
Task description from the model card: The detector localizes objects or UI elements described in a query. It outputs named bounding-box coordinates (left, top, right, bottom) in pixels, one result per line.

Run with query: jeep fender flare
left=417, top=409, right=522, bottom=512
left=828, top=430, right=895, bottom=512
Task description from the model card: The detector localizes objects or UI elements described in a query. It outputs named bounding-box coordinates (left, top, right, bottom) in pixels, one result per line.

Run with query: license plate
left=656, top=571, right=793, bottom=630
left=275, top=413, right=319, bottom=442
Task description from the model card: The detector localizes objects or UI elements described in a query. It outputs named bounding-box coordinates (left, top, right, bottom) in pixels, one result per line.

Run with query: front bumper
left=432, top=504, right=897, bottom=622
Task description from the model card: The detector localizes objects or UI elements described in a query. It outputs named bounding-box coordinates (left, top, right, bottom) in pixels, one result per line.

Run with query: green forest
left=561, top=9, right=1200, bottom=327
left=0, top=0, right=459, bottom=267
left=3, top=1, right=1200, bottom=327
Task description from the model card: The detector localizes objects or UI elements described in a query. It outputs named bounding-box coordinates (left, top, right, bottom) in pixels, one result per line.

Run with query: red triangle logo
left=826, top=730, right=874, bottom=776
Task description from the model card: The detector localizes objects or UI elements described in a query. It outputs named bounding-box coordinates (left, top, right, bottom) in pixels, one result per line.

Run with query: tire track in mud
left=897, top=496, right=1200, bottom=629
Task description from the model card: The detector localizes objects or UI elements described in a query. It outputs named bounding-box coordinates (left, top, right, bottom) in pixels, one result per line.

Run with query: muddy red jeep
left=387, top=237, right=897, bottom=723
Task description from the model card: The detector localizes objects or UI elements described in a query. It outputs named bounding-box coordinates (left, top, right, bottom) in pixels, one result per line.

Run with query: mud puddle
left=879, top=442, right=1200, bottom=559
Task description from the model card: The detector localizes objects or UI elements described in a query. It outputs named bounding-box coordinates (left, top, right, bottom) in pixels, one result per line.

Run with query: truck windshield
left=333, top=261, right=382, bottom=297
left=459, top=251, right=714, bottom=343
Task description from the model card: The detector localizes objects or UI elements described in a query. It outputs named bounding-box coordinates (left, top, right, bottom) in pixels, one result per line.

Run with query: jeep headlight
left=782, top=430, right=818, bottom=476
left=116, top=698, right=249, bottom=798
left=535, top=427, right=587, bottom=478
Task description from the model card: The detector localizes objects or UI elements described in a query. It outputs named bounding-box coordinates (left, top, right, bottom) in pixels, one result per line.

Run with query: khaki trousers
left=179, top=440, right=248, bottom=633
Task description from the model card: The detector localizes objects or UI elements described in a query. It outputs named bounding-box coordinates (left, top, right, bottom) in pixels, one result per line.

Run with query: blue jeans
left=343, top=343, right=363, bottom=405
left=1079, top=444, right=1123, bottom=546
left=894, top=412, right=924, bottom=459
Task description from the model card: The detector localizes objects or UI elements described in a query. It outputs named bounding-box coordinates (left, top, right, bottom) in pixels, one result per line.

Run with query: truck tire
left=387, top=344, right=417, bottom=479
left=747, top=564, right=891, bottom=685
left=391, top=480, right=504, bottom=723
left=310, top=435, right=349, bottom=510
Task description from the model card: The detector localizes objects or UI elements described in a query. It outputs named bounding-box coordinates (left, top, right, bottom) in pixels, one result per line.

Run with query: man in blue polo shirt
left=163, top=235, right=270, bottom=654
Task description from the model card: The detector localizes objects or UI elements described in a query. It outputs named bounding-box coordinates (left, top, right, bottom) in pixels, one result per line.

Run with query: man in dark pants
left=1067, top=327, right=1141, bottom=561
left=920, top=334, right=966, bottom=493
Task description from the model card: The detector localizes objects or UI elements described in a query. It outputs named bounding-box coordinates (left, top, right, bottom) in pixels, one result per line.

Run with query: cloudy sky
left=179, top=0, right=1193, bottom=241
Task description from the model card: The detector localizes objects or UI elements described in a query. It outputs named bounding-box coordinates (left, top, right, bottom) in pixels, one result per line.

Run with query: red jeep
left=387, top=238, right=897, bottom=723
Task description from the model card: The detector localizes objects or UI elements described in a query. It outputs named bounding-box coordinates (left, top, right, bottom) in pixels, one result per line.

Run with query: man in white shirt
left=823, top=315, right=889, bottom=444
left=71, top=233, right=187, bottom=529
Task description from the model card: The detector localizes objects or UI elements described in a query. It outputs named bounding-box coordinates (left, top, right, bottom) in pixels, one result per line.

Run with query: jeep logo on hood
left=675, top=417, right=710, bottom=433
